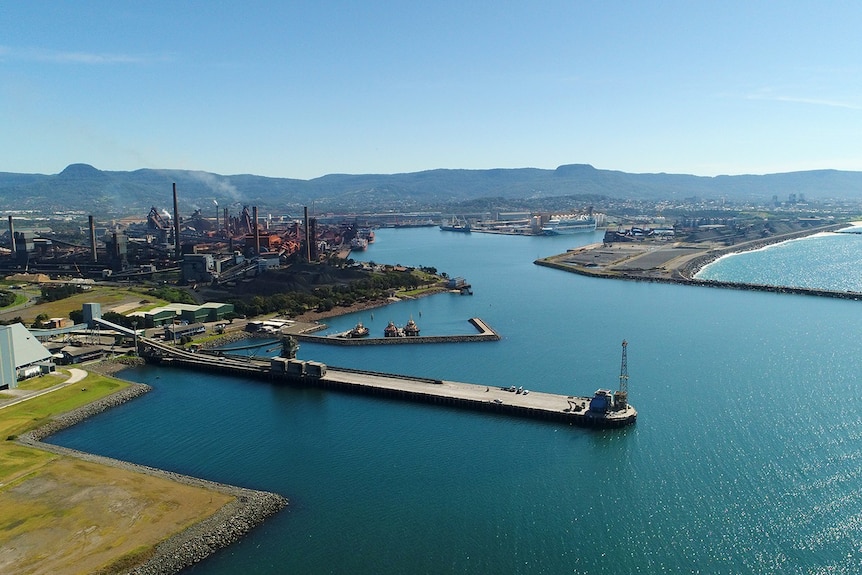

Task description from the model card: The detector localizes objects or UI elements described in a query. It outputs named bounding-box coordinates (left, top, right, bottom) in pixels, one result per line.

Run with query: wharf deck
left=139, top=336, right=635, bottom=428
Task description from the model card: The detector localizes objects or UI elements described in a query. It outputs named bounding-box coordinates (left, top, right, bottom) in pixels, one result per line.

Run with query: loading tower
left=614, top=340, right=629, bottom=409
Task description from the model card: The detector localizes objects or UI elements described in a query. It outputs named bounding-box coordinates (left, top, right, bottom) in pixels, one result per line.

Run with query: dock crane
left=614, top=340, right=629, bottom=409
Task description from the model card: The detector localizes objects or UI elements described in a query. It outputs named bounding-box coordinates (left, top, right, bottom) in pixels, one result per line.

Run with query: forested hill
left=2, top=162, right=861, bottom=216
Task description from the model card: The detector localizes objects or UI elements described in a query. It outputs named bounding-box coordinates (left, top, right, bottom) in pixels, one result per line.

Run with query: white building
left=0, top=323, right=54, bottom=389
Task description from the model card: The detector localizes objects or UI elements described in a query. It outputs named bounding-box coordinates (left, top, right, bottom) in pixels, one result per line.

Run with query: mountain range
left=2, top=163, right=861, bottom=217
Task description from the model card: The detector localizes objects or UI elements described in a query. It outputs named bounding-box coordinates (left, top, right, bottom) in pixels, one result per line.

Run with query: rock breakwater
left=17, top=381, right=288, bottom=575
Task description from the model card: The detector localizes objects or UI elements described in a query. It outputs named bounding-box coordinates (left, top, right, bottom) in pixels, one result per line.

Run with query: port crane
left=614, top=340, right=629, bottom=408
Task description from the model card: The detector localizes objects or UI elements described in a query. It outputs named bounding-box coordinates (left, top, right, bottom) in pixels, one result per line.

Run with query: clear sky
left=1, top=1, right=860, bottom=180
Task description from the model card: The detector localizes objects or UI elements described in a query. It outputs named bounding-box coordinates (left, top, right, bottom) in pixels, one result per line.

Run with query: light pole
left=132, top=320, right=138, bottom=356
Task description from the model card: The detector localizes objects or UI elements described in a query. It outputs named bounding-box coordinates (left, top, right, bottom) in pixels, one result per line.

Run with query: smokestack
left=224, top=207, right=229, bottom=236
left=252, top=206, right=260, bottom=255
left=172, top=183, right=181, bottom=259
left=89, top=215, right=97, bottom=262
left=309, top=218, right=318, bottom=260
left=7, top=215, right=15, bottom=256
left=304, top=206, right=311, bottom=261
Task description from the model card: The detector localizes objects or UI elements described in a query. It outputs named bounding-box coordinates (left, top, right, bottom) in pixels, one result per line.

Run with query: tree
left=0, top=290, right=15, bottom=308
left=102, top=311, right=135, bottom=329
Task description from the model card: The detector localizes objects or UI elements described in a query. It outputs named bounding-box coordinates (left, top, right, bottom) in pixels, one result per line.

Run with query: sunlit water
left=49, top=227, right=862, bottom=574
left=696, top=225, right=862, bottom=292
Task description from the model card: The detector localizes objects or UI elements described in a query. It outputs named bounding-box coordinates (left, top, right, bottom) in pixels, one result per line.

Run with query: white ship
left=541, top=215, right=597, bottom=235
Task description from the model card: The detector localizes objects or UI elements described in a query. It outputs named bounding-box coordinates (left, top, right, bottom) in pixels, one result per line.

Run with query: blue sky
left=1, top=1, right=860, bottom=179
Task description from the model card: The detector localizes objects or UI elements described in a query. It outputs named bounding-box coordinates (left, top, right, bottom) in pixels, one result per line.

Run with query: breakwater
left=534, top=223, right=862, bottom=301
left=535, top=258, right=862, bottom=301
left=18, top=381, right=288, bottom=575
left=295, top=317, right=501, bottom=345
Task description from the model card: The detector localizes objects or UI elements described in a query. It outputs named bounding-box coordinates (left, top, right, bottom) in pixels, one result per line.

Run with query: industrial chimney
left=252, top=206, right=260, bottom=255
left=304, top=206, right=311, bottom=261
left=7, top=215, right=15, bottom=256
left=172, top=183, right=181, bottom=259
left=88, top=215, right=97, bottom=262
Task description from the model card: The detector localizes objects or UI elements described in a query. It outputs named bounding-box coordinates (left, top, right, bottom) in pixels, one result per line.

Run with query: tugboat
left=344, top=322, right=370, bottom=338
left=403, top=318, right=420, bottom=337
left=384, top=321, right=402, bottom=337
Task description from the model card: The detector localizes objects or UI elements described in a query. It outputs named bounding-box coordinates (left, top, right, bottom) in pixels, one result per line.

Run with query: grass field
left=0, top=286, right=169, bottom=325
left=0, top=371, right=233, bottom=575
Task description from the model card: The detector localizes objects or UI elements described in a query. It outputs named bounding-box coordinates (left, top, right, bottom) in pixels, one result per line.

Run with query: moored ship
left=403, top=318, right=420, bottom=336
left=440, top=216, right=471, bottom=233
left=384, top=321, right=401, bottom=337
left=349, top=237, right=368, bottom=251
left=541, top=215, right=597, bottom=235
left=341, top=322, right=370, bottom=338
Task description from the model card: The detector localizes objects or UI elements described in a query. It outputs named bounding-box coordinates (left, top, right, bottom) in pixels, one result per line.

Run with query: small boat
left=384, top=321, right=402, bottom=337
left=344, top=322, right=369, bottom=338
left=403, top=318, right=420, bottom=337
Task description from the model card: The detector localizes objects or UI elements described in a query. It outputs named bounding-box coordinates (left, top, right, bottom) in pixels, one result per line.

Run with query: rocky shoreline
left=18, top=381, right=288, bottom=575
left=537, top=223, right=857, bottom=301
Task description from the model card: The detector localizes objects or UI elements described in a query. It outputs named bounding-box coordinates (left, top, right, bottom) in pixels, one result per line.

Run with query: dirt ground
left=0, top=457, right=232, bottom=575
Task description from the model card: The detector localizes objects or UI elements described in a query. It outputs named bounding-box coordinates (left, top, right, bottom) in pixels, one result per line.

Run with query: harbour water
left=50, top=227, right=862, bottom=574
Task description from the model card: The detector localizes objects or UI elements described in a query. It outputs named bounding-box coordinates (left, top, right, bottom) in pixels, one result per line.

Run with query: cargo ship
left=541, top=215, right=597, bottom=235
left=440, top=216, right=471, bottom=233
left=349, top=237, right=368, bottom=251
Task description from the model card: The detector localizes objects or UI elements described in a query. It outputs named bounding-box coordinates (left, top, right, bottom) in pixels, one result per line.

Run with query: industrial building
left=0, top=323, right=55, bottom=389
left=130, top=302, right=234, bottom=328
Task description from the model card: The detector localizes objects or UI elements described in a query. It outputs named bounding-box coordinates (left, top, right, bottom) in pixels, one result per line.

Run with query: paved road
left=0, top=368, right=88, bottom=410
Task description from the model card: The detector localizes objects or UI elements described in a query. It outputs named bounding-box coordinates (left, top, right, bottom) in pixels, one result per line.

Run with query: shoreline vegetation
left=290, top=285, right=449, bottom=324
left=535, top=223, right=862, bottom=300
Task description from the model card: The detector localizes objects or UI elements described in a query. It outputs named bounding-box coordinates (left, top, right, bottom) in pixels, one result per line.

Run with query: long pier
left=138, top=336, right=636, bottom=429
left=294, top=317, right=501, bottom=345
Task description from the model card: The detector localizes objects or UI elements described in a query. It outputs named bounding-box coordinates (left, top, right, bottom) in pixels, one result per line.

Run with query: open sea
left=49, top=226, right=862, bottom=574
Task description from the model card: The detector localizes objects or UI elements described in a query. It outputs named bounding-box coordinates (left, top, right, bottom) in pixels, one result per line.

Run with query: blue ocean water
left=49, top=227, right=862, bottom=574
left=696, top=225, right=862, bottom=291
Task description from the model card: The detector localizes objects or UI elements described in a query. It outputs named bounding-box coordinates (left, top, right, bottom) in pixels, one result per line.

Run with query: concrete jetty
left=296, top=317, right=501, bottom=346
left=138, top=336, right=636, bottom=429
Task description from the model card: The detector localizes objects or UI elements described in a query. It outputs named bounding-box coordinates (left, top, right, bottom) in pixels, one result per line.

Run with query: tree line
left=228, top=268, right=439, bottom=318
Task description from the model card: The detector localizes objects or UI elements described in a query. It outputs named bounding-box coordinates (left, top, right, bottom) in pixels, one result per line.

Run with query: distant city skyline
left=1, top=1, right=860, bottom=180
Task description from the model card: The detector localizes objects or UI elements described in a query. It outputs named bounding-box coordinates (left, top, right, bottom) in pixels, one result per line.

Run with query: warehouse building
left=129, top=302, right=234, bottom=328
